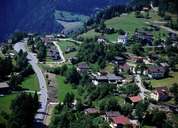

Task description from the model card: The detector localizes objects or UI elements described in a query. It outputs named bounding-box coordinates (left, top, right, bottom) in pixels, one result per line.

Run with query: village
left=0, top=4, right=178, bottom=128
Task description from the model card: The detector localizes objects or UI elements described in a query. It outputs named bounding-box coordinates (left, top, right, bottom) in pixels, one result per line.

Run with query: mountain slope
left=0, top=0, right=129, bottom=41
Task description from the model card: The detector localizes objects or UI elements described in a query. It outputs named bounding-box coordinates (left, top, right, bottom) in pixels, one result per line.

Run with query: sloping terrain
left=0, top=0, right=129, bottom=41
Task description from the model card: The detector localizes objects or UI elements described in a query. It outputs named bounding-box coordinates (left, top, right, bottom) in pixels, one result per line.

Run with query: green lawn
left=58, top=40, right=78, bottom=59
left=105, top=13, right=147, bottom=34
left=78, top=12, right=168, bottom=42
left=20, top=74, right=39, bottom=91
left=78, top=29, right=101, bottom=40
left=56, top=76, right=79, bottom=102
left=148, top=72, right=178, bottom=88
left=102, top=63, right=114, bottom=73
left=0, top=93, right=17, bottom=113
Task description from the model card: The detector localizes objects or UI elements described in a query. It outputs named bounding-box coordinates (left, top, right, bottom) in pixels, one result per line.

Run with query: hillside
left=0, top=0, right=129, bottom=41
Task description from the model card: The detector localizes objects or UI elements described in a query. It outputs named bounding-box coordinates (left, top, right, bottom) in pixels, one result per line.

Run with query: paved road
left=14, top=42, right=48, bottom=124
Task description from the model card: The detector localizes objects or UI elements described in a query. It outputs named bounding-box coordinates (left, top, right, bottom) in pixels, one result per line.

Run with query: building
left=92, top=73, right=123, bottom=86
left=127, top=96, right=142, bottom=105
left=113, top=56, right=126, bottom=65
left=110, top=115, right=129, bottom=128
left=84, top=108, right=100, bottom=115
left=105, top=111, right=121, bottom=122
left=147, top=66, right=166, bottom=79
left=117, top=33, right=128, bottom=45
left=119, top=63, right=130, bottom=73
left=97, top=37, right=107, bottom=44
left=150, top=87, right=169, bottom=101
left=133, top=31, right=153, bottom=45
left=0, top=82, right=10, bottom=94
left=77, top=62, right=90, bottom=73
left=65, top=47, right=76, bottom=53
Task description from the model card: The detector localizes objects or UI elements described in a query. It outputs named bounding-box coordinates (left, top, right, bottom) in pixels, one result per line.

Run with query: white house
left=117, top=33, right=128, bottom=45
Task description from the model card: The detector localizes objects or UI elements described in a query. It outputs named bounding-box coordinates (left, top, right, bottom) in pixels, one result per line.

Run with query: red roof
left=129, top=96, right=142, bottom=103
left=111, top=116, right=129, bottom=125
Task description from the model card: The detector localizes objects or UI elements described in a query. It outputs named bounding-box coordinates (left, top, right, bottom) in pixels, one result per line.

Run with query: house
left=150, top=87, right=169, bottom=101
left=147, top=66, right=166, bottom=79
left=110, top=115, right=129, bottom=128
left=0, top=82, right=10, bottom=94
left=119, top=63, right=130, bottom=73
left=117, top=33, right=128, bottom=45
left=77, top=62, right=90, bottom=73
left=97, top=37, right=107, bottom=44
left=113, top=56, right=126, bottom=65
left=92, top=73, right=123, bottom=85
left=127, top=96, right=142, bottom=105
left=84, top=108, right=100, bottom=115
left=65, top=47, right=76, bottom=53
left=128, top=56, right=144, bottom=63
left=133, top=31, right=153, bottom=45
left=105, top=111, right=120, bottom=122
left=68, top=57, right=79, bottom=64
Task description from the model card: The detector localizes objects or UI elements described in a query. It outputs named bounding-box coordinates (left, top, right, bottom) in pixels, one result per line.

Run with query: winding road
left=14, top=42, right=48, bottom=125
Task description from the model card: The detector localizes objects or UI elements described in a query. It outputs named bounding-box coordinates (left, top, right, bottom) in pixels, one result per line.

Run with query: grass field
left=57, top=40, right=78, bottom=59
left=148, top=72, right=178, bottom=88
left=105, top=13, right=146, bottom=34
left=20, top=74, right=39, bottom=91
left=78, top=12, right=168, bottom=42
left=56, top=76, right=79, bottom=102
left=0, top=93, right=17, bottom=113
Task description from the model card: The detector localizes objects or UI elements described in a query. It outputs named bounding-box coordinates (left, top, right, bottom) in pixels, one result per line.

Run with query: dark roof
left=107, top=74, right=123, bottom=81
left=119, top=63, right=130, bottom=70
left=77, top=62, right=89, bottom=69
left=95, top=74, right=123, bottom=81
left=106, top=111, right=120, bottom=117
left=84, top=108, right=100, bottom=114
left=148, top=66, right=166, bottom=74
left=115, top=56, right=125, bottom=61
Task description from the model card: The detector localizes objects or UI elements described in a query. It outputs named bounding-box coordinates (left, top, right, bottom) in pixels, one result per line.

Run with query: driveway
left=14, top=42, right=48, bottom=124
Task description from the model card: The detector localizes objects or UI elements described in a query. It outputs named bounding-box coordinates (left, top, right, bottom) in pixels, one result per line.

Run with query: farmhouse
left=110, top=115, right=129, bottom=128
left=77, top=62, right=90, bottom=73
left=84, top=108, right=100, bottom=115
left=117, top=33, right=128, bottom=45
left=0, top=82, right=10, bottom=94
left=150, top=87, right=169, bottom=101
left=147, top=66, right=166, bottom=79
left=113, top=56, right=126, bottom=65
left=105, top=111, right=121, bottom=122
left=92, top=73, right=123, bottom=85
left=127, top=96, right=142, bottom=105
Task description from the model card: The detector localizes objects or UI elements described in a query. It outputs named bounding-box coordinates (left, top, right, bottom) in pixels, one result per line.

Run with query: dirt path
left=43, top=102, right=58, bottom=127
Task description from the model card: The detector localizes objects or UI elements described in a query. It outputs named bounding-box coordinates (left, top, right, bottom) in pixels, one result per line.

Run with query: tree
left=0, top=56, right=13, bottom=80
left=131, top=43, right=144, bottom=56
left=152, top=109, right=167, bottom=127
left=63, top=92, right=75, bottom=107
left=170, top=83, right=178, bottom=104
left=65, top=67, right=81, bottom=85
left=0, top=116, right=7, bottom=128
left=9, top=93, right=39, bottom=128
left=121, top=103, right=133, bottom=116
left=135, top=101, right=149, bottom=120
left=99, top=98, right=120, bottom=111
